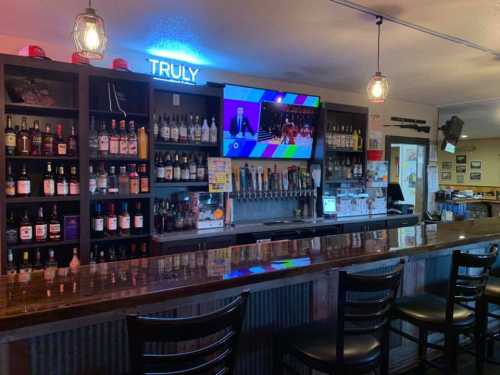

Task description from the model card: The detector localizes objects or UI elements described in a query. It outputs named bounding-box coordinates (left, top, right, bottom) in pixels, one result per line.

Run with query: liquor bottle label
left=165, top=167, right=173, bottom=181
left=161, top=126, right=170, bottom=140
left=109, top=139, right=119, bottom=154
left=93, top=218, right=104, bottom=232
left=171, top=128, right=178, bottom=141
left=108, top=186, right=119, bottom=193
left=57, top=143, right=67, bottom=155
left=97, top=176, right=107, bottom=190
left=156, top=167, right=165, bottom=179
left=44, top=179, right=55, bottom=196
left=181, top=169, right=190, bottom=181
left=140, top=177, right=149, bottom=192
left=21, top=136, right=30, bottom=153
left=57, top=181, right=68, bottom=195
left=5, top=133, right=16, bottom=147
left=119, top=216, right=130, bottom=229
left=107, top=217, right=117, bottom=231
left=6, top=181, right=16, bottom=196
left=119, top=140, right=128, bottom=155
left=179, top=127, right=187, bottom=140
left=134, top=215, right=144, bottom=228
left=6, top=228, right=18, bottom=244
left=98, top=136, right=109, bottom=151
left=17, top=180, right=31, bottom=195
left=69, top=182, right=80, bottom=195
left=89, top=178, right=97, bottom=193
left=19, top=225, right=33, bottom=240
left=197, top=168, right=205, bottom=180
left=173, top=167, right=181, bottom=181
left=129, top=179, right=139, bottom=194
left=128, top=141, right=138, bottom=155
left=49, top=223, right=61, bottom=235
left=35, top=224, right=47, bottom=240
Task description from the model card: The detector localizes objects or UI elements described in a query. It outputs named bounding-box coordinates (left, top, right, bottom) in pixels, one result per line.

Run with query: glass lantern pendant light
left=73, top=0, right=107, bottom=60
left=367, top=16, right=389, bottom=103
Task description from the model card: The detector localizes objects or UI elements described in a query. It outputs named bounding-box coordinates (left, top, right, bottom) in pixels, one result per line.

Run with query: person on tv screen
left=230, top=106, right=254, bottom=137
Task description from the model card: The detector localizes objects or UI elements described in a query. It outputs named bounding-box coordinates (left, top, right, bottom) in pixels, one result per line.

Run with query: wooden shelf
left=90, top=234, right=149, bottom=243
left=6, top=196, right=80, bottom=204
left=89, top=109, right=149, bottom=118
left=90, top=156, right=147, bottom=162
left=325, top=179, right=365, bottom=184
left=7, top=239, right=80, bottom=250
left=7, top=155, right=79, bottom=160
left=5, top=103, right=79, bottom=118
left=155, top=141, right=218, bottom=149
left=326, top=148, right=364, bottom=153
left=154, top=181, right=208, bottom=188
left=90, top=193, right=151, bottom=201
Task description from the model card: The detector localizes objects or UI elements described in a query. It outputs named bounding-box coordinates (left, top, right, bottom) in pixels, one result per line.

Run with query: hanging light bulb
left=367, top=16, right=389, bottom=103
left=73, top=0, right=107, bottom=60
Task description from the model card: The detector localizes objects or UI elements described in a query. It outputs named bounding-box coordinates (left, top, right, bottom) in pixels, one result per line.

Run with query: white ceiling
left=1, top=0, right=500, bottom=110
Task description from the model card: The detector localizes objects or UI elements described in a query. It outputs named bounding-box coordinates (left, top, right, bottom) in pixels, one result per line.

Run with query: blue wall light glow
left=148, top=39, right=210, bottom=66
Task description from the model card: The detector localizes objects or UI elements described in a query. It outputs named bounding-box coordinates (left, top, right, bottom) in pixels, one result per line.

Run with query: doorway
left=385, top=136, right=429, bottom=217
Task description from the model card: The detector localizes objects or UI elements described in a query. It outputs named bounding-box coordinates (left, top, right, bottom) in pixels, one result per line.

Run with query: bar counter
left=2, top=217, right=500, bottom=333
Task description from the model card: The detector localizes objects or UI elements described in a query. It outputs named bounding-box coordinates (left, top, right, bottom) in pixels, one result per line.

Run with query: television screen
left=223, top=84, right=319, bottom=159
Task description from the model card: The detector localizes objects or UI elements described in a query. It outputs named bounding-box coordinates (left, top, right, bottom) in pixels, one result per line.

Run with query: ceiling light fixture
left=460, top=134, right=468, bottom=138
left=367, top=16, right=389, bottom=104
left=73, top=0, right=107, bottom=60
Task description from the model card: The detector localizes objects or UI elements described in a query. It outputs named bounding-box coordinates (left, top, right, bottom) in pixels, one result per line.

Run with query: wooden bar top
left=1, top=218, right=500, bottom=332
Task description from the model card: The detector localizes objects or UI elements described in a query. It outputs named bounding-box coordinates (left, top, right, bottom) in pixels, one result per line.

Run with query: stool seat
left=485, top=277, right=500, bottom=304
left=394, top=294, right=474, bottom=328
left=284, top=321, right=381, bottom=367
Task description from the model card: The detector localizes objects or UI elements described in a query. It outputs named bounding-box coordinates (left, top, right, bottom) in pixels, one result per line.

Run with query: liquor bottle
left=357, top=129, right=363, bottom=151
left=48, top=204, right=61, bottom=241
left=108, top=246, right=117, bottom=262
left=5, top=115, right=16, bottom=156
left=138, top=164, right=149, bottom=193
left=34, top=206, right=48, bottom=242
left=201, top=118, right=210, bottom=143
left=6, top=211, right=18, bottom=245
left=188, top=114, right=195, bottom=143
left=69, top=248, right=80, bottom=272
left=119, top=120, right=128, bottom=156
left=55, top=123, right=67, bottom=156
left=160, top=114, right=170, bottom=141
left=132, top=201, right=144, bottom=234
left=17, top=117, right=31, bottom=155
left=117, top=244, right=127, bottom=260
left=352, top=128, right=359, bottom=152
left=98, top=250, right=106, bottom=263
left=107, top=165, right=119, bottom=194
left=127, top=121, right=138, bottom=156
left=109, top=119, right=119, bottom=155
left=209, top=117, right=217, bottom=144
left=42, top=123, right=54, bottom=156
left=97, top=163, right=108, bottom=194
left=92, top=202, right=105, bottom=238
left=46, top=249, right=58, bottom=272
left=194, top=115, right=202, bottom=143
left=6, top=163, right=16, bottom=197
left=33, top=249, right=43, bottom=271
left=19, top=251, right=32, bottom=274
left=140, top=242, right=148, bottom=258
left=42, top=161, right=55, bottom=196
left=138, top=126, right=148, bottom=160
left=173, top=153, right=181, bottom=181
left=119, top=166, right=129, bottom=193
left=89, top=116, right=98, bottom=158
left=16, top=163, right=31, bottom=197
left=106, top=203, right=117, bottom=236
left=69, top=166, right=80, bottom=195
left=7, top=249, right=17, bottom=277
left=98, top=121, right=109, bottom=157
left=181, top=154, right=190, bottom=181
left=130, top=243, right=138, bottom=259
left=89, top=165, right=97, bottom=194
left=164, top=152, right=173, bottom=182
left=152, top=113, right=159, bottom=141
left=68, top=124, right=78, bottom=156
left=19, top=209, right=33, bottom=243
left=189, top=155, right=197, bottom=181
left=179, top=115, right=188, bottom=143
left=89, top=248, right=97, bottom=266
left=31, top=120, right=42, bottom=155
left=129, top=164, right=140, bottom=194
left=196, top=155, right=206, bottom=181
left=170, top=115, right=179, bottom=143
left=56, top=165, right=68, bottom=196
left=155, top=153, right=165, bottom=183
left=119, top=202, right=130, bottom=236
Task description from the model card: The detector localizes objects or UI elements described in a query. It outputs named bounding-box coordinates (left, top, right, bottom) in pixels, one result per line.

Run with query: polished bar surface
left=1, top=218, right=500, bottom=332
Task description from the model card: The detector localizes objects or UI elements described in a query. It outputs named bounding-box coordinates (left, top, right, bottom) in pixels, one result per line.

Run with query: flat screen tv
left=223, top=84, right=320, bottom=159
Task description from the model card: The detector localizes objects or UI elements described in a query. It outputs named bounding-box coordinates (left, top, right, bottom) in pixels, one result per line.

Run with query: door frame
left=385, top=136, right=429, bottom=218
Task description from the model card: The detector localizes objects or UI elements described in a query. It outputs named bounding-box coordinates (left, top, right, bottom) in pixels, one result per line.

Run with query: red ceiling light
left=73, top=0, right=107, bottom=60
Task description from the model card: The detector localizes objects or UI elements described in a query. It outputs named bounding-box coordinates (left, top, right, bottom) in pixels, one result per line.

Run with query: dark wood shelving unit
left=155, top=141, right=218, bottom=149
left=7, top=155, right=79, bottom=160
left=90, top=156, right=148, bottom=162
left=6, top=196, right=80, bottom=204
left=5, top=103, right=79, bottom=118
left=89, top=109, right=149, bottom=119
left=90, top=233, right=149, bottom=243
left=90, top=193, right=151, bottom=200
left=154, top=181, right=209, bottom=188
left=326, top=148, right=364, bottom=153
left=8, top=239, right=80, bottom=250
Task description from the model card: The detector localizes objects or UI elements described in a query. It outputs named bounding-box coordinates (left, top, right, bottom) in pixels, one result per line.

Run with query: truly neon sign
left=148, top=58, right=200, bottom=85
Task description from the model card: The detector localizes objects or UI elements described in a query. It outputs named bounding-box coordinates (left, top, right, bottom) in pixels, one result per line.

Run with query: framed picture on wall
left=441, top=161, right=452, bottom=170
left=470, top=172, right=481, bottom=181
left=441, top=171, right=452, bottom=180
left=456, top=155, right=466, bottom=164
left=456, top=165, right=466, bottom=174
left=457, top=174, right=465, bottom=184
left=470, top=160, right=481, bottom=169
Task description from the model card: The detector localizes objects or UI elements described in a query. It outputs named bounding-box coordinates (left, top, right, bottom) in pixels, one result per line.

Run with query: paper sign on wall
left=208, top=157, right=232, bottom=193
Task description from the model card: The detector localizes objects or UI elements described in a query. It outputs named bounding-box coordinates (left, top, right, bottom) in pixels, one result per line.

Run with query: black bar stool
left=391, top=246, right=497, bottom=374
left=126, top=291, right=249, bottom=375
left=274, top=261, right=404, bottom=375
left=483, top=257, right=500, bottom=364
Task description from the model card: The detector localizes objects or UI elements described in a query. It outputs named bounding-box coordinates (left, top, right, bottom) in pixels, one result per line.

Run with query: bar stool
left=126, top=291, right=249, bottom=375
left=483, top=258, right=500, bottom=364
left=391, top=247, right=497, bottom=374
left=274, top=261, right=404, bottom=375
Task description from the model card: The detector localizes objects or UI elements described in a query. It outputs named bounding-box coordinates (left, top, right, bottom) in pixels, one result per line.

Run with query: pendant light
left=73, top=0, right=107, bottom=60
left=367, top=16, right=389, bottom=103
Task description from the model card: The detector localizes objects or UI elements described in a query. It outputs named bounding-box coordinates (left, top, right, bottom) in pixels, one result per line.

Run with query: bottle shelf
left=7, top=239, right=80, bottom=250
left=326, top=148, right=364, bottom=153
left=154, top=181, right=208, bottom=188
left=6, top=196, right=80, bottom=204
left=325, top=179, right=365, bottom=184
left=154, top=141, right=218, bottom=149
left=89, top=109, right=149, bottom=119
left=7, top=155, right=79, bottom=160
left=5, top=103, right=79, bottom=118
left=90, top=156, right=147, bottom=162
left=90, top=193, right=151, bottom=200
left=90, top=233, right=150, bottom=243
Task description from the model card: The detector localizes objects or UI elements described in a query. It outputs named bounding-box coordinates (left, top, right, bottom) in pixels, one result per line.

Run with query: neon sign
left=148, top=58, right=200, bottom=85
